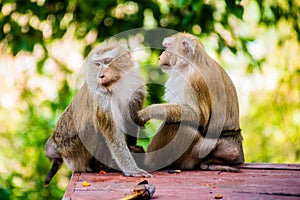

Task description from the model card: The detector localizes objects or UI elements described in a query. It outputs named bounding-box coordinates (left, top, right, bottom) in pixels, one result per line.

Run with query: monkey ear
left=182, top=38, right=195, bottom=55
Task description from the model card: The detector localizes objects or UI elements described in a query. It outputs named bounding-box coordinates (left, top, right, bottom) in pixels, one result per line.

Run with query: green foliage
left=0, top=188, right=10, bottom=200
left=243, top=69, right=300, bottom=162
left=258, top=0, right=300, bottom=41
left=0, top=74, right=73, bottom=199
left=0, top=0, right=245, bottom=57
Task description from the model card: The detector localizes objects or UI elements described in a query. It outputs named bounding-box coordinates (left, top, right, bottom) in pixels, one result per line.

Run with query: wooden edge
left=241, top=163, right=300, bottom=170
left=62, top=172, right=81, bottom=200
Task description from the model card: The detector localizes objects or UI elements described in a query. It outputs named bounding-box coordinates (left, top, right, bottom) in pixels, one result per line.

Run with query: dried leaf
left=82, top=181, right=91, bottom=187
left=120, top=180, right=155, bottom=200
left=215, top=194, right=223, bottom=199
left=167, top=170, right=181, bottom=174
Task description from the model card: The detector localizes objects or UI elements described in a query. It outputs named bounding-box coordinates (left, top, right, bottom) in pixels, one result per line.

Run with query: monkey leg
left=200, top=162, right=240, bottom=172
left=145, top=124, right=201, bottom=171
left=200, top=134, right=244, bottom=172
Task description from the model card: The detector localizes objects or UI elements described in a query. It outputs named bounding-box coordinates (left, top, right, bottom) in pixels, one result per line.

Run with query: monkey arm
left=125, top=89, right=145, bottom=146
left=129, top=89, right=145, bottom=122
left=100, top=126, right=150, bottom=177
left=137, top=103, right=202, bottom=127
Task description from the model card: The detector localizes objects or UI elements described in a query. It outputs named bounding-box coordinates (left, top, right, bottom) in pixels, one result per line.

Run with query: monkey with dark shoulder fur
left=138, top=33, right=244, bottom=171
left=44, top=43, right=150, bottom=186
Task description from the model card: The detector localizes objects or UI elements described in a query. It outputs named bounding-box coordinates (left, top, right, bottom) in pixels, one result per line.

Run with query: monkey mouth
left=160, top=63, right=170, bottom=70
left=159, top=59, right=171, bottom=70
left=100, top=79, right=117, bottom=88
left=101, top=81, right=114, bottom=88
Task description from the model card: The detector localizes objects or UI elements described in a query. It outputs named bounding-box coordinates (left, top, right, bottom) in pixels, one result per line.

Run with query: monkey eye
left=94, top=62, right=101, bottom=67
left=103, top=57, right=112, bottom=65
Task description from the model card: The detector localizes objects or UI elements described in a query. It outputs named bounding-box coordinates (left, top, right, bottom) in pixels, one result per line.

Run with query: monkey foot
left=200, top=163, right=240, bottom=172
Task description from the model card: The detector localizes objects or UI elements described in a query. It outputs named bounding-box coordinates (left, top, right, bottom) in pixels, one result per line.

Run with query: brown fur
left=138, top=33, right=244, bottom=171
left=45, top=44, right=149, bottom=186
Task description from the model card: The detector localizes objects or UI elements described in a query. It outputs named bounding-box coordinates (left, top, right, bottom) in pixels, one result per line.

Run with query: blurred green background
left=0, top=0, right=299, bottom=199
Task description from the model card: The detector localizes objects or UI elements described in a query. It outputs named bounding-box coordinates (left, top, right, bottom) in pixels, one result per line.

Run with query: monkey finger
left=137, top=124, right=146, bottom=129
left=136, top=117, right=150, bottom=128
left=143, top=172, right=153, bottom=178
left=138, top=172, right=153, bottom=178
left=137, top=110, right=151, bottom=120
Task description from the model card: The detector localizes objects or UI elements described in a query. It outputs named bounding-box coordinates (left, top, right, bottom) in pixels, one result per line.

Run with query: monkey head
left=159, top=33, right=205, bottom=72
left=86, top=44, right=134, bottom=91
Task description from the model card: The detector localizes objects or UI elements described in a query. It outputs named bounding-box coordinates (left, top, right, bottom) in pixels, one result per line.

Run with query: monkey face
left=160, top=33, right=197, bottom=72
left=91, top=46, right=132, bottom=89
left=159, top=36, right=176, bottom=71
left=159, top=50, right=175, bottom=71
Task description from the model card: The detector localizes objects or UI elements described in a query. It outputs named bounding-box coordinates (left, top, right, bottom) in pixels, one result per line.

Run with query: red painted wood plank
left=63, top=163, right=300, bottom=200
left=241, top=163, right=300, bottom=170
left=63, top=172, right=80, bottom=199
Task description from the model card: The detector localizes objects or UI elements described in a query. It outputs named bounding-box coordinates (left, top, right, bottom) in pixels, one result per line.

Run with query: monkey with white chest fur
left=44, top=43, right=150, bottom=186
left=138, top=33, right=244, bottom=172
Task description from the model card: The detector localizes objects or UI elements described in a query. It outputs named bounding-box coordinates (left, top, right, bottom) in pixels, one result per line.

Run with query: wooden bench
left=63, top=163, right=300, bottom=199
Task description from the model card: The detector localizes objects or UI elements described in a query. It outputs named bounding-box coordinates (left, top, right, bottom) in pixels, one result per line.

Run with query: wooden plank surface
left=63, top=163, right=300, bottom=200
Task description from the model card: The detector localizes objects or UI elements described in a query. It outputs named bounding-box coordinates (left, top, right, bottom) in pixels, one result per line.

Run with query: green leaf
left=36, top=57, right=47, bottom=75
left=225, top=0, right=244, bottom=19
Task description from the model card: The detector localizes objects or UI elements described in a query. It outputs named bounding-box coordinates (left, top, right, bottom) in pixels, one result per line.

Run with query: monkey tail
left=44, top=158, right=63, bottom=187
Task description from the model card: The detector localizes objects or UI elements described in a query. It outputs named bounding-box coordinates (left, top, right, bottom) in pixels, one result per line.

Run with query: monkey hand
left=137, top=109, right=151, bottom=127
left=137, top=105, right=166, bottom=127
left=124, top=168, right=152, bottom=178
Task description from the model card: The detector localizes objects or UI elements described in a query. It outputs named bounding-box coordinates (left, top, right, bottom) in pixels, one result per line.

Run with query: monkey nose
left=99, top=74, right=105, bottom=78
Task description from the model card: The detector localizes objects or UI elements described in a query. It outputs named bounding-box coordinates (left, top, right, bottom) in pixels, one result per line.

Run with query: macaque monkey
left=44, top=43, right=150, bottom=186
left=138, top=33, right=244, bottom=171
